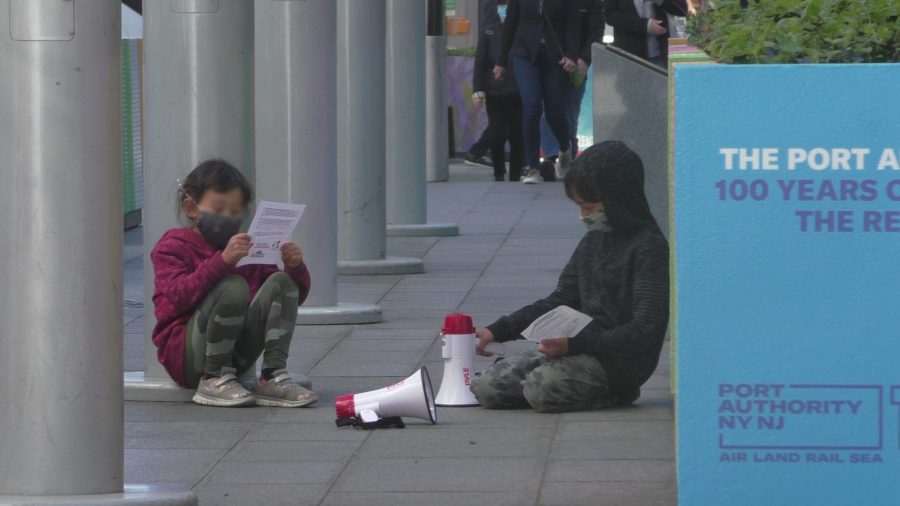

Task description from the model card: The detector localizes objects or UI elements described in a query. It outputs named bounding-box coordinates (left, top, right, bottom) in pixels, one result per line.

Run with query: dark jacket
left=577, top=0, right=606, bottom=65
left=604, top=0, right=687, bottom=61
left=486, top=142, right=670, bottom=404
left=474, top=20, right=519, bottom=96
left=498, top=0, right=581, bottom=67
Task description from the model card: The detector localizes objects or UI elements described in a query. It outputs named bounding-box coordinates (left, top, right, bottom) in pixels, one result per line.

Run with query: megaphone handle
left=440, top=333, right=452, bottom=358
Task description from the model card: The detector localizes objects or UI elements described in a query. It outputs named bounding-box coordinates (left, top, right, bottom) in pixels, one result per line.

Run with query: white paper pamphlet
left=520, top=305, right=593, bottom=342
left=237, top=201, right=306, bottom=267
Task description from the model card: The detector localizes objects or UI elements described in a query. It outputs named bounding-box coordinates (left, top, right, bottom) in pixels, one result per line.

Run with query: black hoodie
left=486, top=142, right=670, bottom=404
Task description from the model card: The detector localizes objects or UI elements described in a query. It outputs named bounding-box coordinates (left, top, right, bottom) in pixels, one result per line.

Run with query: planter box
left=670, top=49, right=900, bottom=505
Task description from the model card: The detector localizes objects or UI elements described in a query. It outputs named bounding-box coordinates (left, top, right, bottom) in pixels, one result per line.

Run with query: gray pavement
left=123, top=162, right=675, bottom=506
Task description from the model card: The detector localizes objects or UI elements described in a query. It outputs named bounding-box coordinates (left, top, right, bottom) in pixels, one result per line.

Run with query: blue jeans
left=512, top=54, right=570, bottom=171
left=541, top=77, right=586, bottom=158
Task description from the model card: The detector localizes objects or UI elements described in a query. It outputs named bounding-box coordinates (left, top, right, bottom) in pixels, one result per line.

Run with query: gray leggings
left=183, top=273, right=300, bottom=388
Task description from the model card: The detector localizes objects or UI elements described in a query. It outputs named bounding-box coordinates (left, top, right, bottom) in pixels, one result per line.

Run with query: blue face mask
left=497, top=5, right=507, bottom=22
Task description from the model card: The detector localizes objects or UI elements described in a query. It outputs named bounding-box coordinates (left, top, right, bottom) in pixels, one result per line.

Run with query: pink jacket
left=150, top=228, right=311, bottom=387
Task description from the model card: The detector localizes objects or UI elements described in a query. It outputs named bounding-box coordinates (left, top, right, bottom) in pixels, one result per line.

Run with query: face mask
left=197, top=210, right=243, bottom=250
left=497, top=5, right=507, bottom=22
left=580, top=209, right=611, bottom=232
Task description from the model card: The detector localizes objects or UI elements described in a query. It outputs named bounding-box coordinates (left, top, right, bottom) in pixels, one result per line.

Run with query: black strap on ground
left=335, top=417, right=407, bottom=430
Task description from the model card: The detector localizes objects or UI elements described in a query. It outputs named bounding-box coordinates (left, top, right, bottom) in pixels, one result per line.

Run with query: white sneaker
left=522, top=168, right=543, bottom=184
left=556, top=150, right=571, bottom=179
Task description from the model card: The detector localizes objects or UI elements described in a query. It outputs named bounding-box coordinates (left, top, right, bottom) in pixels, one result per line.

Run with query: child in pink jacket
left=151, top=159, right=315, bottom=408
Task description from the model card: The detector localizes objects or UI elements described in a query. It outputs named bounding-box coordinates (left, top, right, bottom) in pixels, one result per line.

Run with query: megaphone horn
left=335, top=367, right=437, bottom=429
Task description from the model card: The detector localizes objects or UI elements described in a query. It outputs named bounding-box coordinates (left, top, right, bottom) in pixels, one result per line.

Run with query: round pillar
left=0, top=1, right=194, bottom=503
left=385, top=0, right=459, bottom=237
left=337, top=0, right=423, bottom=275
left=124, top=0, right=254, bottom=401
left=255, top=0, right=382, bottom=323
left=425, top=0, right=450, bottom=182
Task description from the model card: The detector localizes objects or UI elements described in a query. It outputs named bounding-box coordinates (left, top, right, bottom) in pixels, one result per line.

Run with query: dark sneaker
left=255, top=369, right=318, bottom=408
left=464, top=152, right=492, bottom=167
left=539, top=160, right=557, bottom=182
left=193, top=367, right=256, bottom=407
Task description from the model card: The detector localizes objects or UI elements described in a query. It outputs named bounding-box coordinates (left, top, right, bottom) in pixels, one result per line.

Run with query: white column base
left=387, top=223, right=459, bottom=237
left=337, top=256, right=424, bottom=275
left=123, top=372, right=193, bottom=402
left=297, top=302, right=383, bottom=325
left=0, top=484, right=197, bottom=505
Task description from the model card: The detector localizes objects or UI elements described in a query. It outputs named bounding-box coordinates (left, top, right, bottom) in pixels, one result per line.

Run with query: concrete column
left=124, top=0, right=254, bottom=401
left=337, top=0, right=423, bottom=275
left=0, top=1, right=194, bottom=504
left=255, top=0, right=382, bottom=324
left=426, top=0, right=450, bottom=182
left=385, top=0, right=459, bottom=237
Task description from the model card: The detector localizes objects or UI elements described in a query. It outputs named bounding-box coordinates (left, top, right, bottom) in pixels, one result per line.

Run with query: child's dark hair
left=177, top=159, right=254, bottom=211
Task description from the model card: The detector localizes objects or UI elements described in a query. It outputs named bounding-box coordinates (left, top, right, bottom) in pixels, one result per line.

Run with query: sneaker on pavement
left=255, top=369, right=318, bottom=408
left=193, top=367, right=256, bottom=407
left=556, top=150, right=571, bottom=179
left=464, top=152, right=492, bottom=167
left=522, top=168, right=543, bottom=184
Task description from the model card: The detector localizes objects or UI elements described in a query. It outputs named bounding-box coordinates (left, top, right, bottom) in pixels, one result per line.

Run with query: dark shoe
left=494, top=176, right=505, bottom=182
left=464, top=152, right=492, bottom=167
left=539, top=160, right=557, bottom=182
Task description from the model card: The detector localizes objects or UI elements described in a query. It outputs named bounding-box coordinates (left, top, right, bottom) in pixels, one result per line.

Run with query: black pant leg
left=486, top=95, right=508, bottom=180
left=507, top=96, right=525, bottom=181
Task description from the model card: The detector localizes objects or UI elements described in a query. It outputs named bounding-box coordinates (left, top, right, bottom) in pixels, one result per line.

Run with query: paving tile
left=345, top=328, right=438, bottom=340
left=126, top=402, right=273, bottom=423
left=309, top=350, right=425, bottom=377
left=333, top=457, right=544, bottom=492
left=354, top=426, right=553, bottom=459
left=125, top=448, right=227, bottom=485
left=550, top=436, right=675, bottom=460
left=222, top=440, right=363, bottom=462
left=545, top=458, right=675, bottom=482
left=320, top=490, right=537, bottom=506
left=556, top=420, right=674, bottom=441
left=193, top=482, right=330, bottom=506
left=537, top=480, right=676, bottom=506
left=125, top=421, right=257, bottom=449
left=244, top=422, right=370, bottom=442
left=204, top=460, right=343, bottom=485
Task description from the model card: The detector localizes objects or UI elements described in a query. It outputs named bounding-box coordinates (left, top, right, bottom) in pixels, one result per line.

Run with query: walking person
left=473, top=0, right=525, bottom=181
left=495, top=0, right=581, bottom=184
left=538, top=0, right=606, bottom=180
left=605, top=0, right=688, bottom=66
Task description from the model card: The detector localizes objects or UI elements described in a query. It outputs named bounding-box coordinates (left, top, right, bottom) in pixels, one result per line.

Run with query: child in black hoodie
left=470, top=141, right=670, bottom=412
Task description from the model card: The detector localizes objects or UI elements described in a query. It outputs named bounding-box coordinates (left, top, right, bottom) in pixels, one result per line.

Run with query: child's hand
left=281, top=241, right=304, bottom=269
left=222, top=233, right=251, bottom=266
left=538, top=337, right=569, bottom=359
left=475, top=328, right=496, bottom=356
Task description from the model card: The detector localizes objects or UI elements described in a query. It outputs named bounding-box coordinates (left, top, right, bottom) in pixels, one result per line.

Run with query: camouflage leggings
left=469, top=350, right=614, bottom=413
left=184, top=273, right=300, bottom=388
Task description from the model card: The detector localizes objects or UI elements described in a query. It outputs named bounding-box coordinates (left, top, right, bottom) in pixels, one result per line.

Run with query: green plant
left=687, top=0, right=900, bottom=63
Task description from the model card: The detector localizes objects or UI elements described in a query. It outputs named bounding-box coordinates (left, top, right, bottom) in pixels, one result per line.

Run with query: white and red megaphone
left=334, top=368, right=437, bottom=428
left=435, top=313, right=482, bottom=406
